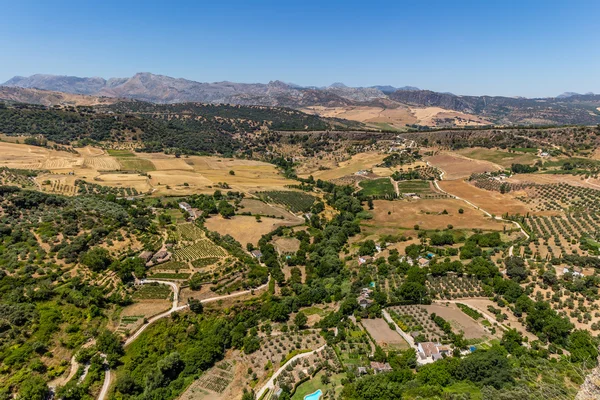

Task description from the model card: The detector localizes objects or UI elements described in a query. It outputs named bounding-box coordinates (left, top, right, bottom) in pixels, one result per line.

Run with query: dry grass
left=302, top=152, right=389, bottom=181
left=426, top=152, right=502, bottom=179
left=238, top=199, right=293, bottom=218
left=423, top=303, right=490, bottom=340
left=361, top=318, right=410, bottom=349
left=364, top=198, right=513, bottom=231
left=438, top=179, right=530, bottom=216
left=273, top=237, right=301, bottom=254
left=204, top=215, right=300, bottom=246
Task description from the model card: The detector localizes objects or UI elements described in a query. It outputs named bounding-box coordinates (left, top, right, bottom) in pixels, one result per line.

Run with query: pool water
left=304, top=389, right=323, bottom=400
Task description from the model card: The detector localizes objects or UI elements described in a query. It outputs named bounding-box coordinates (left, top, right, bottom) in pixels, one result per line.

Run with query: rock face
left=576, top=355, right=600, bottom=400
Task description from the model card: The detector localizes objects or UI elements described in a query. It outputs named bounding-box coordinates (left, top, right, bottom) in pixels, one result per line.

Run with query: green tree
left=80, top=247, right=113, bottom=272
left=567, top=329, right=599, bottom=363
left=218, top=200, right=235, bottom=218
left=294, top=312, right=308, bottom=329
left=17, top=376, right=49, bottom=400
left=189, top=298, right=204, bottom=314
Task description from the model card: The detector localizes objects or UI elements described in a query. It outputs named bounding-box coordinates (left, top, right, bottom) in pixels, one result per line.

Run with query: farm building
left=139, top=251, right=154, bottom=263
left=563, top=266, right=584, bottom=277
left=417, top=342, right=451, bottom=363
left=251, top=250, right=263, bottom=259
left=370, top=362, right=393, bottom=374
left=358, top=290, right=374, bottom=308
left=417, top=257, right=430, bottom=267
left=179, top=202, right=193, bottom=213
left=358, top=255, right=373, bottom=265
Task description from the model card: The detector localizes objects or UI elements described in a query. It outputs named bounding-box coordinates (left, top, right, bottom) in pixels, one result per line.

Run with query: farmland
left=173, top=239, right=228, bottom=261
left=456, top=147, right=539, bottom=168
left=396, top=180, right=437, bottom=196
left=360, top=318, right=409, bottom=350
left=205, top=215, right=302, bottom=246
left=257, top=190, right=316, bottom=213
left=426, top=152, right=503, bottom=179
left=358, top=178, right=396, bottom=197
left=362, top=198, right=515, bottom=232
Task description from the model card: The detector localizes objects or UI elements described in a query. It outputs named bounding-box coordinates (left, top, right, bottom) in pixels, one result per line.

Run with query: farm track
left=255, top=343, right=328, bottom=400
left=428, top=162, right=530, bottom=246
left=97, top=276, right=271, bottom=400
left=382, top=309, right=417, bottom=349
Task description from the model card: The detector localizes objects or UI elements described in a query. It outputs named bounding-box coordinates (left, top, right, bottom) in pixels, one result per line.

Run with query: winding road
left=429, top=163, right=530, bottom=243
left=97, top=277, right=271, bottom=400
left=255, top=345, right=327, bottom=400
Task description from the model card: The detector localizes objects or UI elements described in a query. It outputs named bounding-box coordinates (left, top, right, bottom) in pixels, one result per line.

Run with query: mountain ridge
left=3, top=73, right=600, bottom=126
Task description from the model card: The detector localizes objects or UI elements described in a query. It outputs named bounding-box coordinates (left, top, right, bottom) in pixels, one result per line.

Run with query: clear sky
left=0, top=0, right=598, bottom=97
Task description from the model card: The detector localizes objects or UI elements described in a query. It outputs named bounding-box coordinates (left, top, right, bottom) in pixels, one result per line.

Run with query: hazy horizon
left=1, top=0, right=599, bottom=97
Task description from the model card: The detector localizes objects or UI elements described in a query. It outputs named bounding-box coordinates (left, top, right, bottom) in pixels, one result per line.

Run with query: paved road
left=97, top=354, right=111, bottom=400
left=97, top=277, right=271, bottom=400
left=255, top=345, right=327, bottom=400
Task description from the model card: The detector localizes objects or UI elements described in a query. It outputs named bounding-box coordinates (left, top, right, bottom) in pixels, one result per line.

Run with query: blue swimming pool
left=304, top=389, right=323, bottom=400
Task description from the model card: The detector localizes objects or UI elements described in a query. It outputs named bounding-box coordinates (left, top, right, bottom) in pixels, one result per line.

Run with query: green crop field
left=174, top=239, right=227, bottom=261
left=397, top=180, right=434, bottom=195
left=176, top=223, right=205, bottom=241
left=358, top=178, right=395, bottom=197
left=148, top=272, right=191, bottom=280
left=151, top=260, right=189, bottom=271
left=258, top=190, right=315, bottom=213
left=132, top=284, right=172, bottom=299
left=191, top=257, right=221, bottom=268
left=118, top=157, right=156, bottom=172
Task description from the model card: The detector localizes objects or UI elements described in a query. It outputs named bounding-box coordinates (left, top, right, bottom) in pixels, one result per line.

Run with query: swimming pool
left=304, top=389, right=323, bottom=400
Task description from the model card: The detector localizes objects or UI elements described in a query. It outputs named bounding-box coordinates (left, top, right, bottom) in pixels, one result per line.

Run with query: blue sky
left=0, top=0, right=598, bottom=97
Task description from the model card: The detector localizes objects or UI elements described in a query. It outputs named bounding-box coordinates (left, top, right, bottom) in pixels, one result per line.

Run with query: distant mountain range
left=2, top=73, right=419, bottom=107
left=3, top=73, right=600, bottom=125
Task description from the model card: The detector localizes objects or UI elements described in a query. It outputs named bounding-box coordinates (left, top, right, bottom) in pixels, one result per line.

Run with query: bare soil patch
left=438, top=179, right=530, bottom=216
left=364, top=198, right=513, bottom=231
left=426, top=153, right=502, bottom=180
left=273, top=237, right=301, bottom=254
left=422, top=303, right=488, bottom=339
left=204, top=215, right=300, bottom=246
left=361, top=318, right=409, bottom=350
left=450, top=298, right=537, bottom=341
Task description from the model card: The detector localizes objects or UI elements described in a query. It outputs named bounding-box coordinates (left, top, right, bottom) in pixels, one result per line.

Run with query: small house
left=139, top=251, right=154, bottom=263
left=358, top=255, right=373, bottom=265
left=251, top=250, right=263, bottom=259
left=370, top=362, right=393, bottom=374
left=417, top=257, right=430, bottom=267
left=417, top=342, right=441, bottom=359
left=358, top=297, right=374, bottom=309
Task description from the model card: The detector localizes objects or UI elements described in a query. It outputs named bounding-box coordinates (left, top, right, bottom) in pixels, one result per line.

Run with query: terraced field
left=173, top=239, right=227, bottom=261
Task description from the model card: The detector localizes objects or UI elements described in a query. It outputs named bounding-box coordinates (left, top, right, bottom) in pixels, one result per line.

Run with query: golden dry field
left=204, top=214, right=303, bottom=246
left=300, top=105, right=491, bottom=129
left=364, top=198, right=514, bottom=232
left=0, top=141, right=295, bottom=196
left=437, top=179, right=530, bottom=216
left=426, top=152, right=502, bottom=180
